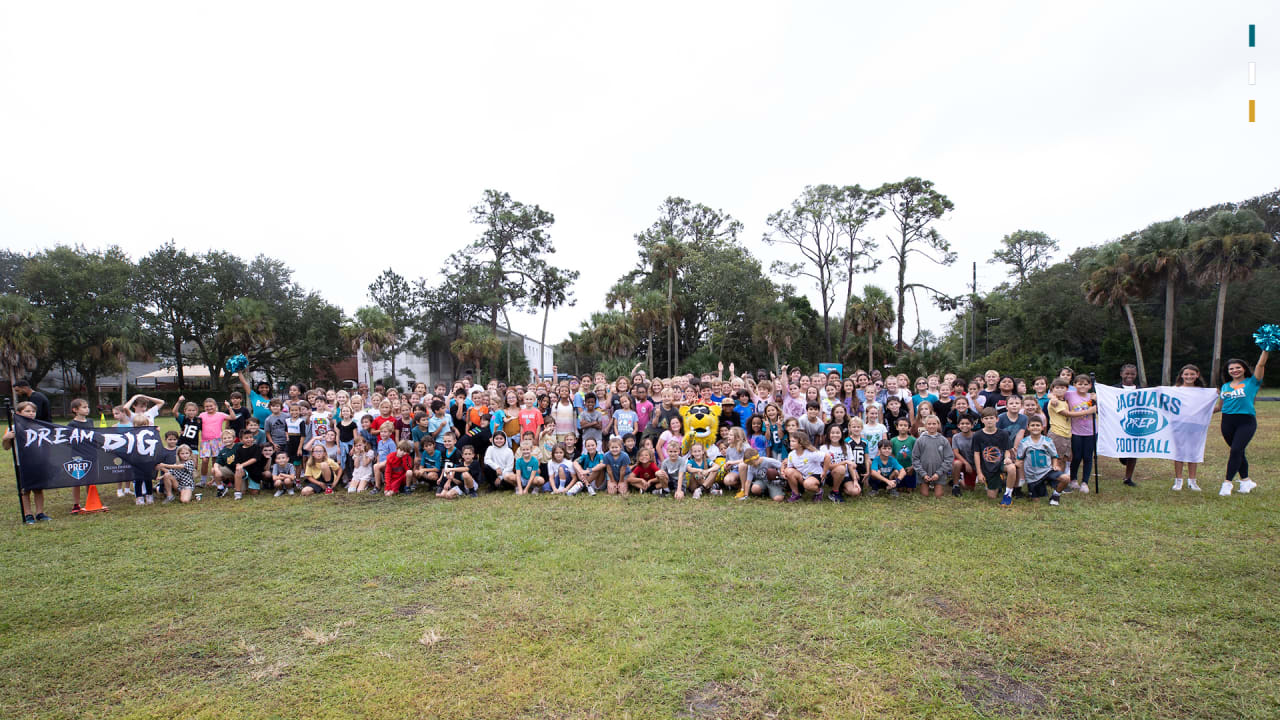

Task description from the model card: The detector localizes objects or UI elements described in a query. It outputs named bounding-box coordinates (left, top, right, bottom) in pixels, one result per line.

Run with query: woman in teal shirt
left=1216, top=351, right=1269, bottom=496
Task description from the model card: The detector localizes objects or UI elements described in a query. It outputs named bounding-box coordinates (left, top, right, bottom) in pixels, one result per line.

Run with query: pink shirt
left=1065, top=389, right=1094, bottom=436
left=198, top=411, right=231, bottom=441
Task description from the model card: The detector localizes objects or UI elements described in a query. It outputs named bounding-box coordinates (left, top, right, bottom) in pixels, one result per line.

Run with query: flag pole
left=8, top=409, right=27, bottom=522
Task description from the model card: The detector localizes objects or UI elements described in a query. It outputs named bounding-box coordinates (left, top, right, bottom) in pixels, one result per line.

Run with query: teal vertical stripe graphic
left=1249, top=25, right=1255, bottom=47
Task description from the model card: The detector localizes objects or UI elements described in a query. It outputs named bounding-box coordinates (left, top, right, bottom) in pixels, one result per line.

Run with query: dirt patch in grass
left=952, top=657, right=1047, bottom=717
left=393, top=603, right=436, bottom=617
left=679, top=681, right=775, bottom=719
left=923, top=594, right=967, bottom=622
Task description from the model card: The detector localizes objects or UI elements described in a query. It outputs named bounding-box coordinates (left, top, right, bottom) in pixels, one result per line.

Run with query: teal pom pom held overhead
left=225, top=354, right=249, bottom=373
left=1254, top=324, right=1280, bottom=353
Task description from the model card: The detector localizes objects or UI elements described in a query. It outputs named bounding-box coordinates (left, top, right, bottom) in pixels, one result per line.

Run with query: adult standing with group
left=1216, top=351, right=1268, bottom=496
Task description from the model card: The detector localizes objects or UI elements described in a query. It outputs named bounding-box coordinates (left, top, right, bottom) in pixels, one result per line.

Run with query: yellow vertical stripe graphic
left=1249, top=100, right=1255, bottom=122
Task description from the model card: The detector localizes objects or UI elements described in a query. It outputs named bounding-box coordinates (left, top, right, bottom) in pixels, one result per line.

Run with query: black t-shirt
left=27, top=391, right=51, bottom=422
left=66, top=418, right=95, bottom=432
left=337, top=419, right=356, bottom=443
left=233, top=442, right=264, bottom=479
left=650, top=405, right=680, bottom=438
left=177, top=416, right=201, bottom=448
left=228, top=406, right=252, bottom=435
left=971, top=429, right=1011, bottom=476
left=440, top=448, right=462, bottom=472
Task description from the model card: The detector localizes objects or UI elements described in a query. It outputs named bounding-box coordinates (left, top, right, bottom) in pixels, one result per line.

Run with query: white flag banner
left=1095, top=385, right=1218, bottom=463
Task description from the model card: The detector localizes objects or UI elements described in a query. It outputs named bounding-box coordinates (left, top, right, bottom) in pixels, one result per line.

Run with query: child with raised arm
left=912, top=415, right=953, bottom=498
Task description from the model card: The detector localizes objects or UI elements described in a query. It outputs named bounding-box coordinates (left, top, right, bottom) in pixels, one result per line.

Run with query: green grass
left=1, top=413, right=1279, bottom=719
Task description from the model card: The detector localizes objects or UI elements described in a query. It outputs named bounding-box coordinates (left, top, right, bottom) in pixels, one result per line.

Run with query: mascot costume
left=680, top=402, right=728, bottom=479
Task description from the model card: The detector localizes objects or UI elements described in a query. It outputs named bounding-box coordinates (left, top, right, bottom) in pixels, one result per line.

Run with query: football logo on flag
left=1121, top=407, right=1168, bottom=437
left=64, top=456, right=93, bottom=480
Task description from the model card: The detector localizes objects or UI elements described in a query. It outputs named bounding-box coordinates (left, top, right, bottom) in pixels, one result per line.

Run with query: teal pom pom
left=224, top=354, right=249, bottom=373
left=1254, top=324, right=1280, bottom=353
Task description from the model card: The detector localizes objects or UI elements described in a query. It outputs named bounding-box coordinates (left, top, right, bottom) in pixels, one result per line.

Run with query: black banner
left=11, top=415, right=162, bottom=491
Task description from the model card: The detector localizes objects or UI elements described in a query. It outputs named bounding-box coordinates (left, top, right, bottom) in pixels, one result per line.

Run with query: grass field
left=1, top=410, right=1278, bottom=720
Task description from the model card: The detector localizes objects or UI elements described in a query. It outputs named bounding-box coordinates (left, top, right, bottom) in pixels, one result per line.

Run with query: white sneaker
left=117, top=488, right=125, bottom=498
left=124, top=487, right=135, bottom=496
left=287, top=489, right=295, bottom=495
left=274, top=489, right=284, bottom=497
left=1079, top=482, right=1090, bottom=495
left=586, top=485, right=596, bottom=496
left=145, top=495, right=154, bottom=505
left=233, top=492, right=243, bottom=500
left=1172, top=478, right=1184, bottom=491
left=692, top=487, right=702, bottom=499
left=1187, top=479, right=1201, bottom=491
left=1239, top=479, right=1257, bottom=494
left=1220, top=481, right=1233, bottom=496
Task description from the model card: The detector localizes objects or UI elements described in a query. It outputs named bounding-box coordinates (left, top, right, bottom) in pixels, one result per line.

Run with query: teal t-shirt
left=515, top=455, right=540, bottom=481
left=1220, top=376, right=1260, bottom=416
left=249, top=391, right=272, bottom=422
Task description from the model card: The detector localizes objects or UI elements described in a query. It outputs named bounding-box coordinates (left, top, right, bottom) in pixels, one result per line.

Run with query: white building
left=356, top=326, right=554, bottom=387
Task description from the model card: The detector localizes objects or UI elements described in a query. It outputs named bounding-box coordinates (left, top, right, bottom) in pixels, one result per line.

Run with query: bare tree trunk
left=8, top=366, right=16, bottom=408
left=540, top=302, right=550, bottom=378
left=1209, top=280, right=1228, bottom=386
left=647, top=328, right=654, bottom=377
left=1122, top=302, right=1148, bottom=387
left=867, top=330, right=874, bottom=372
left=174, top=335, right=185, bottom=391
left=1162, top=280, right=1175, bottom=385
left=667, top=274, right=674, bottom=376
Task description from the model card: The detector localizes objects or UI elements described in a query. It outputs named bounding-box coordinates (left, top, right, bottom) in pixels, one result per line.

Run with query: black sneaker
left=35, top=513, right=51, bottom=522
left=468, top=489, right=478, bottom=498
left=216, top=486, right=229, bottom=498
left=951, top=484, right=962, bottom=497
left=1123, top=479, right=1137, bottom=487
left=23, top=514, right=35, bottom=525
left=829, top=492, right=844, bottom=503
left=889, top=489, right=900, bottom=497
left=1049, top=492, right=1061, bottom=506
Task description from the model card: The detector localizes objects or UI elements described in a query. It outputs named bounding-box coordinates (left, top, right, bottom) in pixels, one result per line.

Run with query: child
left=514, top=441, right=542, bottom=494
left=225, top=392, right=251, bottom=437
left=847, top=417, right=870, bottom=490
left=684, top=442, right=717, bottom=498
left=891, top=418, right=917, bottom=490
left=1031, top=376, right=1051, bottom=417
left=482, top=430, right=516, bottom=491
left=517, top=392, right=545, bottom=439
left=578, top=393, right=604, bottom=449
left=720, top=426, right=750, bottom=498
left=151, top=430, right=181, bottom=504
left=657, top=439, right=687, bottom=499
left=173, top=397, right=201, bottom=454
left=883, top=396, right=909, bottom=433
left=1045, top=379, right=1074, bottom=489
left=612, top=394, right=639, bottom=440
left=211, top=428, right=238, bottom=497
left=231, top=429, right=263, bottom=500
left=348, top=436, right=375, bottom=494
left=972, top=408, right=1017, bottom=506
left=624, top=446, right=661, bottom=495
left=798, top=401, right=826, bottom=445
left=950, top=416, right=977, bottom=494
left=997, top=395, right=1029, bottom=488
left=158, top=444, right=198, bottom=503
left=1018, top=416, right=1070, bottom=506
left=1063, top=374, right=1098, bottom=494
left=545, top=444, right=575, bottom=494
left=821, top=423, right=860, bottom=502
left=437, top=445, right=479, bottom=499
left=383, top=440, right=414, bottom=496
left=1171, top=364, right=1204, bottom=491
left=601, top=435, right=631, bottom=495
left=867, top=439, right=904, bottom=496
left=372, top=423, right=397, bottom=490
left=286, top=401, right=308, bottom=465
left=264, top=398, right=290, bottom=461
left=863, top=406, right=888, bottom=451
left=783, top=432, right=826, bottom=502
left=300, top=445, right=340, bottom=495
left=740, top=448, right=786, bottom=501
left=65, top=398, right=94, bottom=513
left=567, top=437, right=607, bottom=496
left=268, top=451, right=297, bottom=496
left=763, top=404, right=787, bottom=459
left=912, top=415, right=953, bottom=498
left=6, top=402, right=48, bottom=523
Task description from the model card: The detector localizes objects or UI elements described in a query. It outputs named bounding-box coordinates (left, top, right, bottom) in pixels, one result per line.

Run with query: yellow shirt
left=1047, top=398, right=1071, bottom=438
left=303, top=458, right=340, bottom=480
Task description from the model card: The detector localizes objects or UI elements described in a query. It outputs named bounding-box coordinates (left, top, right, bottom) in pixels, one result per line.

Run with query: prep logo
left=63, top=456, right=93, bottom=480
left=1121, top=407, right=1167, bottom=436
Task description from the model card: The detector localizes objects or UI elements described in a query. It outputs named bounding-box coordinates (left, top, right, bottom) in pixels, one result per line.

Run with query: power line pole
left=970, top=261, right=977, bottom=363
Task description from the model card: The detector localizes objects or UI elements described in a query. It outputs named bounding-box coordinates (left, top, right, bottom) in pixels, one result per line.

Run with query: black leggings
left=1070, top=434, right=1096, bottom=483
left=1221, top=414, right=1257, bottom=482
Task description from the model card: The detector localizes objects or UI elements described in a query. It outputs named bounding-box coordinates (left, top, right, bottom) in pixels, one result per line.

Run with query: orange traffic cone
left=81, top=485, right=109, bottom=513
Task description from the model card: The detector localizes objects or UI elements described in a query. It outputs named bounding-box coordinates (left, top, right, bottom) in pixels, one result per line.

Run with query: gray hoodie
left=911, top=431, right=954, bottom=477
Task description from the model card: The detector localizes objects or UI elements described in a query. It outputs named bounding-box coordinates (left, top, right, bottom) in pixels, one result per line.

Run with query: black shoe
left=23, top=514, right=35, bottom=525
left=216, top=486, right=229, bottom=498
left=35, top=513, right=51, bottom=522
left=951, top=484, right=962, bottom=497
left=1123, top=478, right=1137, bottom=487
left=468, top=489, right=478, bottom=498
left=1012, top=487, right=1025, bottom=498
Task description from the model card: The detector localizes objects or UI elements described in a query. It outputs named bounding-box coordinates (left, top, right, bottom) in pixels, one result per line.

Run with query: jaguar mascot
left=679, top=402, right=722, bottom=455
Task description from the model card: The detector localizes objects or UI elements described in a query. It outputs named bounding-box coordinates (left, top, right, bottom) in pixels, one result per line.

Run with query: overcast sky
left=1, top=1, right=1275, bottom=353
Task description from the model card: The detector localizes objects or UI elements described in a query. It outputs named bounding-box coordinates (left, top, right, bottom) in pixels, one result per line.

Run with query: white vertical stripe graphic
left=1249, top=62, right=1256, bottom=85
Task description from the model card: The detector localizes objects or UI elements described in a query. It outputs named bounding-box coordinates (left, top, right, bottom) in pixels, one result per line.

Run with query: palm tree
left=604, top=281, right=636, bottom=315
left=450, top=324, right=501, bottom=380
left=846, top=285, right=895, bottom=371
left=587, top=311, right=637, bottom=360
left=649, top=236, right=687, bottom=375
left=630, top=290, right=666, bottom=377
left=1084, top=240, right=1149, bottom=386
left=342, top=306, right=396, bottom=389
left=1133, top=219, right=1193, bottom=385
left=534, top=266, right=577, bottom=377
left=752, top=304, right=800, bottom=373
left=0, top=295, right=50, bottom=407
left=219, top=298, right=277, bottom=357
left=1191, top=209, right=1274, bottom=385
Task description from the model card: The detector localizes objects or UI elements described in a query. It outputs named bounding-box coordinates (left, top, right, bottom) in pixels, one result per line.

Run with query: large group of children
left=7, top=350, right=1269, bottom=523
